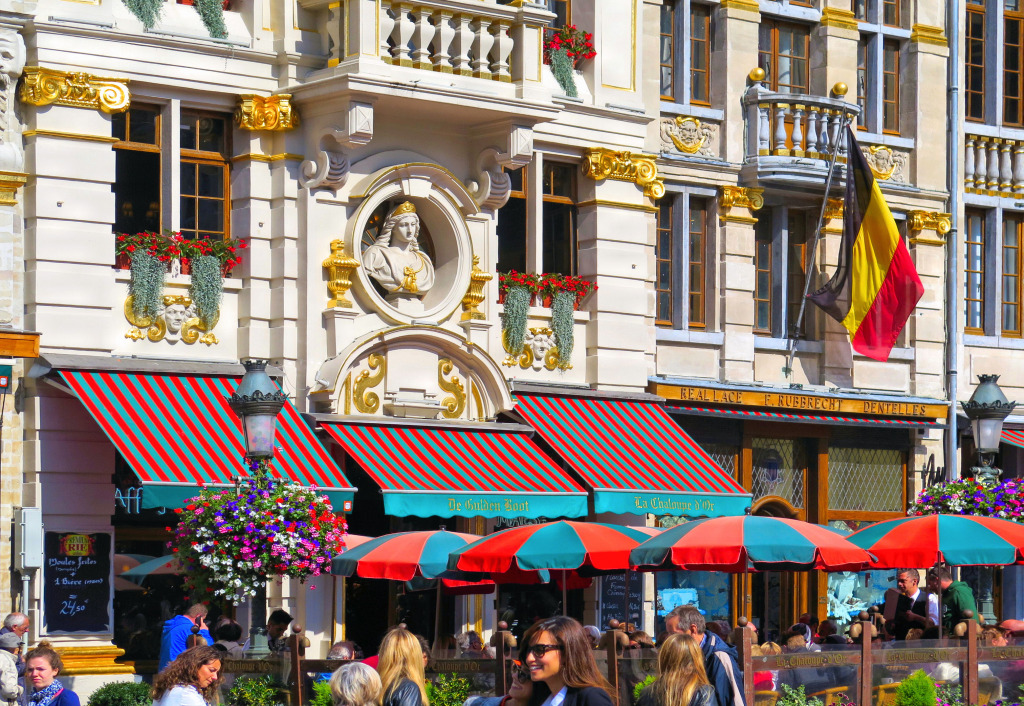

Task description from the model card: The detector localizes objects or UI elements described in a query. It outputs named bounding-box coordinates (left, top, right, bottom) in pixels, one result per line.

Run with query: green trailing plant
left=551, top=289, right=575, bottom=368
left=194, top=0, right=228, bottom=38
left=122, top=0, right=163, bottom=30
left=894, top=670, right=936, bottom=706
left=501, top=285, right=532, bottom=359
left=310, top=681, right=333, bottom=706
left=426, top=674, right=470, bottom=706
left=632, top=675, right=657, bottom=705
left=189, top=254, right=223, bottom=329
left=227, top=676, right=280, bottom=706
left=129, top=250, right=166, bottom=320
left=777, top=685, right=823, bottom=706
left=86, top=681, right=152, bottom=706
left=549, top=46, right=577, bottom=97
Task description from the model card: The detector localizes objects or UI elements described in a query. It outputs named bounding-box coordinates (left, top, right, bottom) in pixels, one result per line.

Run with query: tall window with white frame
left=655, top=194, right=709, bottom=329
left=965, top=209, right=987, bottom=334
left=1004, top=214, right=1024, bottom=336
left=660, top=0, right=714, bottom=105
left=754, top=215, right=773, bottom=335
left=855, top=0, right=906, bottom=134
left=656, top=199, right=674, bottom=326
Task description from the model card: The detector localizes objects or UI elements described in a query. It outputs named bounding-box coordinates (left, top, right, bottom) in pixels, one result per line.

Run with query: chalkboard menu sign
left=43, top=532, right=112, bottom=634
left=599, top=572, right=644, bottom=629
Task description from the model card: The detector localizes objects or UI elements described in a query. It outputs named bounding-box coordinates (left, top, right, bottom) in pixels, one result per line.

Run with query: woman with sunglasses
left=466, top=662, right=535, bottom=706
left=521, top=617, right=615, bottom=706
left=636, top=634, right=713, bottom=706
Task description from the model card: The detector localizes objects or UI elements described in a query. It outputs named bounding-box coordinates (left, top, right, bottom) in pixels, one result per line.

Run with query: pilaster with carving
left=717, top=185, right=763, bottom=382
left=0, top=29, right=25, bottom=330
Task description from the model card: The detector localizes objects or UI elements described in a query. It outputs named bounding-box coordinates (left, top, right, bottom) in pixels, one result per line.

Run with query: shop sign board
left=599, top=573, right=644, bottom=628
left=42, top=532, right=112, bottom=634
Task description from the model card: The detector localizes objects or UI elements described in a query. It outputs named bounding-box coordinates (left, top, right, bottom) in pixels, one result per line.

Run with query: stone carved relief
left=124, top=295, right=219, bottom=346
left=300, top=100, right=374, bottom=192
left=0, top=30, right=25, bottom=174
left=362, top=201, right=435, bottom=297
left=661, top=116, right=717, bottom=158
left=502, top=327, right=564, bottom=371
left=469, top=125, right=533, bottom=211
left=861, top=144, right=908, bottom=183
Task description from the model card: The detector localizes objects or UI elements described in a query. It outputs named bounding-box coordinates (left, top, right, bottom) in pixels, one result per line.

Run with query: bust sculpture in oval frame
left=362, top=201, right=436, bottom=297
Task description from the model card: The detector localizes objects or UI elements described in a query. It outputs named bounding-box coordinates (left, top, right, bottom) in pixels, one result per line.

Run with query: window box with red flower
left=543, top=24, right=596, bottom=98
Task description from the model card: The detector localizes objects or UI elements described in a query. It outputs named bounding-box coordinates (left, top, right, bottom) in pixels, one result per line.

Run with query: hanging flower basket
left=115, top=231, right=247, bottom=276
left=543, top=24, right=596, bottom=69
left=169, top=476, right=348, bottom=604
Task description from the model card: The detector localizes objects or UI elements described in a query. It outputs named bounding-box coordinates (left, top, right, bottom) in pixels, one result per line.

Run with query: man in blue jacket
left=158, top=604, right=213, bottom=671
left=665, top=605, right=745, bottom=706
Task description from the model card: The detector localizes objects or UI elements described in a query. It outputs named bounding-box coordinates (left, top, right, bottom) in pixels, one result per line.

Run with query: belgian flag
left=808, top=127, right=924, bottom=362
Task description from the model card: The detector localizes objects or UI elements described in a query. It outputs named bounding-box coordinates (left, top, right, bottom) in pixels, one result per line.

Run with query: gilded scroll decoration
left=323, top=239, right=360, bottom=308
left=235, top=94, right=299, bottom=131
left=124, top=295, right=219, bottom=346
left=461, top=256, right=492, bottom=321
left=352, top=354, right=386, bottom=414
left=582, top=148, right=665, bottom=199
left=20, top=67, right=130, bottom=114
left=717, top=185, right=764, bottom=224
left=437, top=358, right=467, bottom=419
left=908, top=210, right=952, bottom=246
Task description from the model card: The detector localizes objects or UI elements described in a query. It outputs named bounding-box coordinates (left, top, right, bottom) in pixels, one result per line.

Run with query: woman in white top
left=151, top=646, right=223, bottom=706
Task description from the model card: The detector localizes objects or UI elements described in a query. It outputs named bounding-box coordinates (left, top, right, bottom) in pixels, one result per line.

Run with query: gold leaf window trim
left=582, top=148, right=665, bottom=199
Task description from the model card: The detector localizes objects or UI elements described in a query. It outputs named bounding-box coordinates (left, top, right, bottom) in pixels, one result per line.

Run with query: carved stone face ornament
left=362, top=201, right=435, bottom=297
left=124, top=294, right=219, bottom=346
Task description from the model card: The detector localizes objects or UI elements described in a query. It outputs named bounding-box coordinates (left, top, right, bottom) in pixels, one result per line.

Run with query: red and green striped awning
left=322, top=422, right=587, bottom=519
left=1003, top=429, right=1024, bottom=448
left=59, top=370, right=355, bottom=510
left=513, top=395, right=751, bottom=517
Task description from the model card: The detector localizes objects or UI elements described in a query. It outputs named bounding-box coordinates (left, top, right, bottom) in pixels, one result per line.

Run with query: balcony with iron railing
left=740, top=71, right=861, bottom=188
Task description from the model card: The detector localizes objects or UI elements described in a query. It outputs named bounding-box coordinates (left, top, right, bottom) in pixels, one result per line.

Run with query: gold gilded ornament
left=461, top=255, right=492, bottom=321
left=352, top=354, right=386, bottom=414
left=234, top=94, right=299, bottom=131
left=582, top=148, right=665, bottom=199
left=323, top=240, right=360, bottom=308
left=123, top=294, right=219, bottom=346
left=438, top=358, right=467, bottom=419
left=20, top=67, right=130, bottom=114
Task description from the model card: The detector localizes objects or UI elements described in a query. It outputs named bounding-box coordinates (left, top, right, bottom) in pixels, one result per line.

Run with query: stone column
left=716, top=186, right=762, bottom=383
left=907, top=211, right=951, bottom=400
left=717, top=0, right=761, bottom=163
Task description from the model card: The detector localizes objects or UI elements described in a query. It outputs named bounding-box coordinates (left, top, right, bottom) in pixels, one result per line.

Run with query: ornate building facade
left=0, top=0, right=967, bottom=689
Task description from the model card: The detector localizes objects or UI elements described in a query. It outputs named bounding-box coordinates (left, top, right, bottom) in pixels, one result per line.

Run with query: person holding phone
left=159, top=605, right=213, bottom=671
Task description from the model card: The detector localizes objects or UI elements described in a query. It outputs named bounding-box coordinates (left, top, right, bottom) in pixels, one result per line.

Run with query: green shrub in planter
left=86, top=681, right=152, bottom=706
left=310, top=680, right=333, bottom=706
left=894, top=670, right=936, bottom=706
left=227, top=675, right=281, bottom=706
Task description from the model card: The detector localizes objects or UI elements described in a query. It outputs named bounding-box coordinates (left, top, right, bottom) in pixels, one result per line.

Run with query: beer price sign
left=43, top=532, right=112, bottom=634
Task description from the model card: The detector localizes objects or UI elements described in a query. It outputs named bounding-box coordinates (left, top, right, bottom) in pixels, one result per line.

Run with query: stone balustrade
left=743, top=87, right=860, bottom=163
left=314, top=0, right=549, bottom=85
left=964, top=133, right=1024, bottom=196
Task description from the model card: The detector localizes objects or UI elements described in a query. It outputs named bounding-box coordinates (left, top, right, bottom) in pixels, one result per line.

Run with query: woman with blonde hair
left=378, top=628, right=429, bottom=706
left=330, top=662, right=382, bottom=706
left=636, top=633, right=712, bottom=706
left=151, top=646, right=223, bottom=706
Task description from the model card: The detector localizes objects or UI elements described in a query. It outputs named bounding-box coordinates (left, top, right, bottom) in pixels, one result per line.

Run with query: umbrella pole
left=562, top=570, right=568, bottom=617
left=623, top=570, right=628, bottom=627
left=434, top=581, right=442, bottom=646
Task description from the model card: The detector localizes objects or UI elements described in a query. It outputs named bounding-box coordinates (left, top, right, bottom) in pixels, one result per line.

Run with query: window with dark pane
left=857, top=39, right=868, bottom=128
left=497, top=167, right=527, bottom=274
left=882, top=40, right=900, bottom=133
left=661, top=1, right=675, bottom=100
left=113, top=105, right=162, bottom=235
left=965, top=209, right=987, bottom=334
left=179, top=112, right=230, bottom=241
left=542, top=162, right=577, bottom=275
left=690, top=4, right=711, bottom=104
left=1006, top=13, right=1024, bottom=125
left=966, top=1, right=986, bottom=121
left=754, top=215, right=773, bottom=335
left=759, top=21, right=809, bottom=94
left=688, top=197, right=707, bottom=329
left=1003, top=214, right=1023, bottom=335
left=656, top=199, right=674, bottom=326
left=787, top=212, right=811, bottom=339
left=883, top=0, right=900, bottom=26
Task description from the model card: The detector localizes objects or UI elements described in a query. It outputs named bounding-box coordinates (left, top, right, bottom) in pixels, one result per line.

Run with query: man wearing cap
left=0, top=633, right=23, bottom=706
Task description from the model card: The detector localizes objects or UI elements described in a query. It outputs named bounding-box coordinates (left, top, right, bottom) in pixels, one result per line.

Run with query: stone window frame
left=660, top=0, right=721, bottom=110
left=957, top=204, right=1024, bottom=341
left=655, top=186, right=718, bottom=331
left=855, top=0, right=911, bottom=137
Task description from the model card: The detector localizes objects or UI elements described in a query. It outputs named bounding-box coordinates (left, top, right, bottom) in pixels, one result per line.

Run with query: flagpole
left=784, top=112, right=854, bottom=379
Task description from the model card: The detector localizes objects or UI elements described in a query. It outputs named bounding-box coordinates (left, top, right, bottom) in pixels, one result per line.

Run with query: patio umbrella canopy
left=447, top=520, right=658, bottom=574
left=846, top=513, right=1024, bottom=567
left=332, top=530, right=482, bottom=581
left=629, top=515, right=875, bottom=572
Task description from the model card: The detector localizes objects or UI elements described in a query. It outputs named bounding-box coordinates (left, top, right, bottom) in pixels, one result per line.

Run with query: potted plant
left=544, top=24, right=596, bottom=98
left=122, top=0, right=228, bottom=38
left=86, top=682, right=152, bottom=706
left=498, top=271, right=540, bottom=359
left=426, top=674, right=470, bottom=706
left=541, top=273, right=596, bottom=369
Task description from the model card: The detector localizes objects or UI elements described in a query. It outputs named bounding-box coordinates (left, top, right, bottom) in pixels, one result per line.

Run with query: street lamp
left=961, top=374, right=1017, bottom=487
left=228, top=359, right=287, bottom=658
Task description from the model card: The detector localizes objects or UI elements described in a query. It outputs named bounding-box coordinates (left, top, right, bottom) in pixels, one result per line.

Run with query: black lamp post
left=961, top=374, right=1017, bottom=487
left=228, top=359, right=287, bottom=658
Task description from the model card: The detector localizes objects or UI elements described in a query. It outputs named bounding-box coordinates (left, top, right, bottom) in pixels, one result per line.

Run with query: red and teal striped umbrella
left=447, top=520, right=658, bottom=574
left=630, top=516, right=874, bottom=572
left=332, top=530, right=482, bottom=581
left=846, top=514, right=1024, bottom=567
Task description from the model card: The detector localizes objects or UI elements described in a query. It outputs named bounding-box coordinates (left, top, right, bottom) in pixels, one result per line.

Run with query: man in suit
left=891, top=568, right=931, bottom=640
